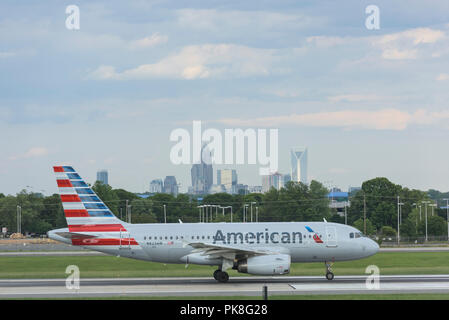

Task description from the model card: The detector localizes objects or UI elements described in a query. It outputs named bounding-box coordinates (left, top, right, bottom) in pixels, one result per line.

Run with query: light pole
left=412, top=203, right=418, bottom=234
left=163, top=204, right=166, bottom=224
left=16, top=205, right=21, bottom=235
left=443, top=199, right=449, bottom=242
left=398, top=196, right=400, bottom=245
left=251, top=202, right=256, bottom=223
left=429, top=203, right=437, bottom=217
left=243, top=204, right=249, bottom=223
left=256, top=206, right=259, bottom=222
left=422, top=201, right=430, bottom=242
left=197, top=205, right=203, bottom=223
left=344, top=202, right=348, bottom=225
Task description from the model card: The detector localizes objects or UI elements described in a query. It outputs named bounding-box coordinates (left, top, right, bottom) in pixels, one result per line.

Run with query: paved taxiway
left=1, top=275, right=449, bottom=298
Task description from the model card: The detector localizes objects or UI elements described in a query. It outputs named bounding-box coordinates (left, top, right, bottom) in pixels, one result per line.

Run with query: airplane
left=48, top=166, right=379, bottom=283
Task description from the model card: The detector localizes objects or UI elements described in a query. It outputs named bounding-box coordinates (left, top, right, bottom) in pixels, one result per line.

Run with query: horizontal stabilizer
left=55, top=232, right=98, bottom=240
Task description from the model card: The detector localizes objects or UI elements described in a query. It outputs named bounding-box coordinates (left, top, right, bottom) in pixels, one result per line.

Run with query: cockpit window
left=350, top=232, right=364, bottom=239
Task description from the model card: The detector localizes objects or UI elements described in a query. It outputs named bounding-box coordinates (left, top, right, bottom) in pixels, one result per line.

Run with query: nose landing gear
left=325, top=262, right=334, bottom=280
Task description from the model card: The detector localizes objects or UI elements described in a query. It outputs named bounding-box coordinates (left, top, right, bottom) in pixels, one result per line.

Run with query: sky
left=0, top=0, right=449, bottom=195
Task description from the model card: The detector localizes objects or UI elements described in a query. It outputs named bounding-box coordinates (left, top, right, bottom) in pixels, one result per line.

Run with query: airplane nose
left=366, top=238, right=379, bottom=256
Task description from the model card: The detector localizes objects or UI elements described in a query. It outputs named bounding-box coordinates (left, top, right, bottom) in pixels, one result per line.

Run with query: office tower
left=283, top=174, right=291, bottom=187
left=191, top=145, right=213, bottom=194
left=217, top=169, right=237, bottom=194
left=290, top=147, right=308, bottom=184
left=164, top=176, right=178, bottom=196
left=150, top=179, right=163, bottom=193
left=262, top=172, right=283, bottom=192
left=96, top=169, right=108, bottom=185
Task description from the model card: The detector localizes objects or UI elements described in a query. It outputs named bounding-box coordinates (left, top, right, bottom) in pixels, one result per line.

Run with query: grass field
left=0, top=252, right=448, bottom=279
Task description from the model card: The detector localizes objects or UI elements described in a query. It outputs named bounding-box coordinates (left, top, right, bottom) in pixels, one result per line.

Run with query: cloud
left=129, top=33, right=168, bottom=49
left=88, top=44, right=276, bottom=80
left=328, top=94, right=387, bottom=103
left=176, top=9, right=318, bottom=32
left=0, top=51, right=15, bottom=58
left=215, top=109, right=449, bottom=130
left=9, top=147, right=49, bottom=161
left=373, top=27, right=446, bottom=60
left=436, top=73, right=449, bottom=81
left=305, top=27, right=447, bottom=61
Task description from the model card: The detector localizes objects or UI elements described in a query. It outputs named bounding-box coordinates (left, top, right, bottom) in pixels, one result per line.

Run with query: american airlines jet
left=48, top=166, right=379, bottom=283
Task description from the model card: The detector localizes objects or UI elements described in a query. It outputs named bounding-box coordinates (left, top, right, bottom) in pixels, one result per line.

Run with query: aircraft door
left=325, top=226, right=338, bottom=247
left=120, top=229, right=131, bottom=249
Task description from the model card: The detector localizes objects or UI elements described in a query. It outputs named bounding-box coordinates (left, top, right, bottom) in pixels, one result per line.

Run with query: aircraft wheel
left=217, top=271, right=229, bottom=283
left=213, top=269, right=221, bottom=280
left=326, top=272, right=334, bottom=281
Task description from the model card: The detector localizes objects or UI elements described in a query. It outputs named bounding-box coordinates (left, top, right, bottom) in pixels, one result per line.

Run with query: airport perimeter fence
left=372, top=235, right=449, bottom=246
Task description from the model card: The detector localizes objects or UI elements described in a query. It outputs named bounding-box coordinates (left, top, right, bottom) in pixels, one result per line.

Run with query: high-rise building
left=248, top=186, right=263, bottom=193
left=283, top=174, right=291, bottom=187
left=262, top=172, right=283, bottom=192
left=150, top=179, right=163, bottom=193
left=164, top=176, right=178, bottom=196
left=217, top=169, right=237, bottom=193
left=290, top=147, right=308, bottom=184
left=96, top=170, right=108, bottom=185
left=191, top=145, right=213, bottom=194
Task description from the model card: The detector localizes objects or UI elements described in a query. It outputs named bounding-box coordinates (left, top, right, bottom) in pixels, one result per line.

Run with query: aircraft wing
left=184, top=241, right=284, bottom=260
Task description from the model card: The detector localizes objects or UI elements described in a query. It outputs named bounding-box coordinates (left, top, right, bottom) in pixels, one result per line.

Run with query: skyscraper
left=290, top=147, right=308, bottom=184
left=96, top=169, right=108, bottom=185
left=164, top=176, right=178, bottom=196
left=191, top=145, right=213, bottom=194
left=217, top=169, right=237, bottom=194
left=150, top=179, right=163, bottom=193
left=262, top=172, right=283, bottom=192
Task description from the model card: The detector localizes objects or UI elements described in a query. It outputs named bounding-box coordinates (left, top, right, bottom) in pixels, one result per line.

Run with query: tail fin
left=53, top=165, right=126, bottom=233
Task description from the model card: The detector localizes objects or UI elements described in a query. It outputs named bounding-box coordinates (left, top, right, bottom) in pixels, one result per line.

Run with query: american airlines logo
left=213, top=229, right=303, bottom=245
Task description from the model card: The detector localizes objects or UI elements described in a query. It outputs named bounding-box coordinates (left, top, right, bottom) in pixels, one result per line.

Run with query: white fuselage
left=49, top=221, right=379, bottom=265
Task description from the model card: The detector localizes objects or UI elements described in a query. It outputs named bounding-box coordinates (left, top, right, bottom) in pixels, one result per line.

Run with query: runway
left=1, top=275, right=449, bottom=298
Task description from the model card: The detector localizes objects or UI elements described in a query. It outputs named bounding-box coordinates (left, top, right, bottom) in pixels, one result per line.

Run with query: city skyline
left=1, top=1, right=449, bottom=195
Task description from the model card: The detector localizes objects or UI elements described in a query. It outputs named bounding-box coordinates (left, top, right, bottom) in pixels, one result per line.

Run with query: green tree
left=92, top=181, right=119, bottom=215
left=418, top=216, right=447, bottom=236
left=353, top=218, right=375, bottom=235
left=381, top=226, right=397, bottom=237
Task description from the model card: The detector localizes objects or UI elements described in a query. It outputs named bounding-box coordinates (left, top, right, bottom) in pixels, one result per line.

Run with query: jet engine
left=235, top=254, right=290, bottom=275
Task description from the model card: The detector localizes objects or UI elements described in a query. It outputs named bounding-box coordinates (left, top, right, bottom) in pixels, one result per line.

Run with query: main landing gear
left=213, top=269, right=229, bottom=283
left=325, top=262, right=334, bottom=280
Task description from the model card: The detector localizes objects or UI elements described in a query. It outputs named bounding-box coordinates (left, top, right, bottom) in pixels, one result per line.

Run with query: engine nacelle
left=235, top=254, right=291, bottom=275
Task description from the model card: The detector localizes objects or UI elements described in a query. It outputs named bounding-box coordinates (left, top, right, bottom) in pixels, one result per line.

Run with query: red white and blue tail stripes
left=53, top=166, right=138, bottom=246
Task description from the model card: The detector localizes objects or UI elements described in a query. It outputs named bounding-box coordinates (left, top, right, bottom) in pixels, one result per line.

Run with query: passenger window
left=350, top=233, right=354, bottom=239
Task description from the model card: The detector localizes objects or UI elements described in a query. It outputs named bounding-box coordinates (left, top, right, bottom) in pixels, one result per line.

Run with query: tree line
left=0, top=177, right=447, bottom=237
